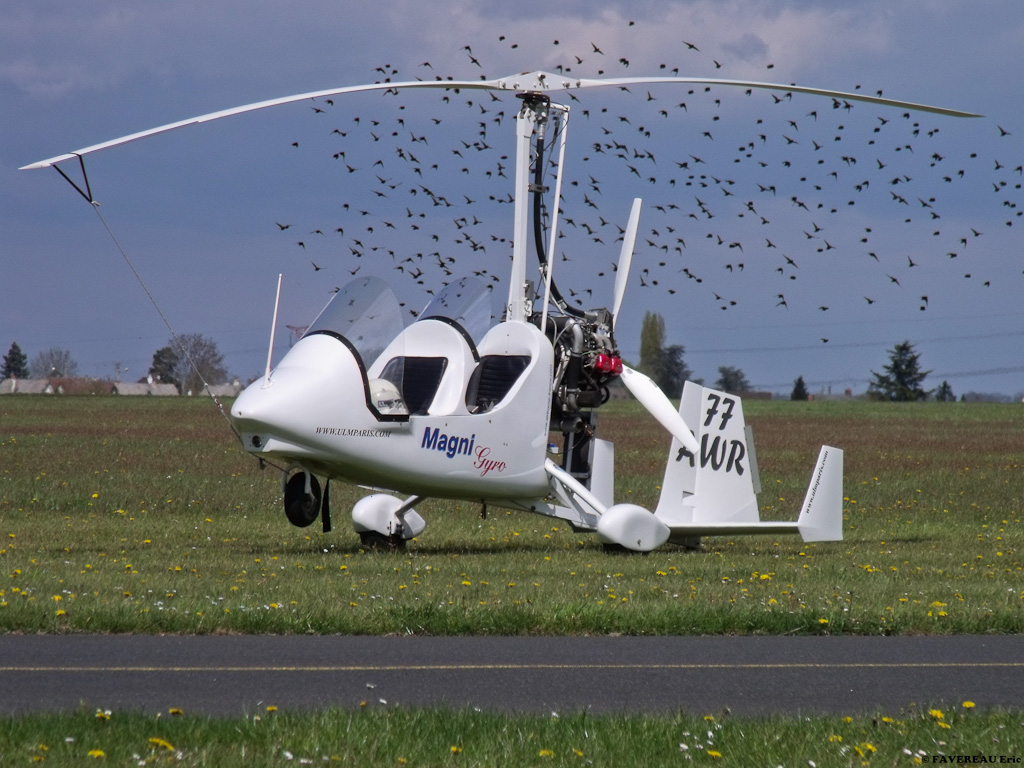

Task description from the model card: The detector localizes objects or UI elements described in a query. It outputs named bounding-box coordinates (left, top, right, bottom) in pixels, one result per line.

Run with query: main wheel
left=284, top=472, right=321, bottom=528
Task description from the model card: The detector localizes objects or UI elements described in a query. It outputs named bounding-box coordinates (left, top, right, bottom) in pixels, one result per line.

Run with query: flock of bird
left=266, top=34, right=1021, bottom=347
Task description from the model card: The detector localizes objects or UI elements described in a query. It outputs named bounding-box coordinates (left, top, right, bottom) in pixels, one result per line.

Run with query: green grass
left=1, top=396, right=1022, bottom=635
left=1, top=702, right=1019, bottom=767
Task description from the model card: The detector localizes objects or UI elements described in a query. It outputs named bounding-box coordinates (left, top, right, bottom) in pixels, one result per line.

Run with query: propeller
left=619, top=366, right=700, bottom=455
left=611, top=198, right=642, bottom=332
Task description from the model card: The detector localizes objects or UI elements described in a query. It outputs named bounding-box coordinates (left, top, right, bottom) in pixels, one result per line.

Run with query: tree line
left=2, top=334, right=230, bottom=395
left=635, top=312, right=959, bottom=402
left=0, top=323, right=975, bottom=402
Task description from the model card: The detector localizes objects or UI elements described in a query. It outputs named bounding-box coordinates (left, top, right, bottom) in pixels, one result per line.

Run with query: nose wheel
left=284, top=472, right=322, bottom=527
left=358, top=530, right=407, bottom=551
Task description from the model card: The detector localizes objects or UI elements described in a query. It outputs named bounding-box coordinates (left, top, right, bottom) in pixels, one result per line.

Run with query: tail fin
left=795, top=445, right=844, bottom=542
left=654, top=383, right=844, bottom=544
left=654, top=382, right=760, bottom=527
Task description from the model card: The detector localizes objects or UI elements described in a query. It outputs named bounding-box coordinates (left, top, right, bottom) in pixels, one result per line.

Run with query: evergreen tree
left=148, top=346, right=180, bottom=389
left=654, top=344, right=693, bottom=398
left=714, top=365, right=750, bottom=395
left=868, top=340, right=931, bottom=401
left=791, top=375, right=809, bottom=401
left=935, top=380, right=956, bottom=402
left=2, top=342, right=30, bottom=379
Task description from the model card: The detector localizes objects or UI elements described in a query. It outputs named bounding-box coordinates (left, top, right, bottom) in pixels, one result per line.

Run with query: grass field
left=2, top=703, right=1019, bottom=767
left=2, top=395, right=1022, bottom=765
left=1, top=395, right=1020, bottom=636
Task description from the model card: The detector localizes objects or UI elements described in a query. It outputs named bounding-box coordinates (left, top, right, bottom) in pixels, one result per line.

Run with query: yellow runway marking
left=2, top=662, right=1022, bottom=673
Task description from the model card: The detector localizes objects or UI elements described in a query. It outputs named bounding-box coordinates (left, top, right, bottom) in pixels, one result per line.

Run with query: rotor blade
left=620, top=366, right=700, bottom=455
left=611, top=198, right=642, bottom=332
left=560, top=74, right=983, bottom=118
left=21, top=70, right=980, bottom=171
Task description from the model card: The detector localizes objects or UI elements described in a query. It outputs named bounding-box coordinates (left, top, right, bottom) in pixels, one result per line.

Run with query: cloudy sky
left=4, top=0, right=1023, bottom=397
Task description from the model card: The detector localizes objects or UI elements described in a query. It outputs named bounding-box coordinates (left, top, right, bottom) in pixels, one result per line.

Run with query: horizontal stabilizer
left=661, top=445, right=843, bottom=543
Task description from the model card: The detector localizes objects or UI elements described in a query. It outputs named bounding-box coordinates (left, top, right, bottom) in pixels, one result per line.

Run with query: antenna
left=263, top=273, right=283, bottom=386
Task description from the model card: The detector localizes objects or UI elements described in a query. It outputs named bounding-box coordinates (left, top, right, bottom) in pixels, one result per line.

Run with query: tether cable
left=80, top=191, right=242, bottom=444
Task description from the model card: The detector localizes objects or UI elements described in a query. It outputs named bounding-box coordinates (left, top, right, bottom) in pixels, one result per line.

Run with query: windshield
left=417, top=275, right=495, bottom=345
left=305, top=276, right=405, bottom=366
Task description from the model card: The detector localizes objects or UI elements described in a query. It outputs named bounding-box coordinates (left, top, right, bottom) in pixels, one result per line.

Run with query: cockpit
left=302, top=275, right=536, bottom=422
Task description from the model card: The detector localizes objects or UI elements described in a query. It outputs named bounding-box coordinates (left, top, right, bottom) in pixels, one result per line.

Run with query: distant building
left=0, top=376, right=178, bottom=396
left=200, top=378, right=243, bottom=398
left=111, top=377, right=179, bottom=396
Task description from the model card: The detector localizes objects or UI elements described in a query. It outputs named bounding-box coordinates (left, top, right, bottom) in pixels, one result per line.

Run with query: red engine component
left=593, top=353, right=623, bottom=376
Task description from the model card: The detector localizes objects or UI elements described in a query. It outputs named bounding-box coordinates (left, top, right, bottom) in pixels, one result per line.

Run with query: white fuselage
left=231, top=314, right=555, bottom=503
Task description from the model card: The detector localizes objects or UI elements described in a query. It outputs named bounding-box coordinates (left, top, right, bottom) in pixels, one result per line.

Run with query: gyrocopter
left=23, top=70, right=980, bottom=551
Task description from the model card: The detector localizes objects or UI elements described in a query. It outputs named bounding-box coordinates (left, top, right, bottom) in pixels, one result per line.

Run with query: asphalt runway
left=1, top=635, right=1021, bottom=717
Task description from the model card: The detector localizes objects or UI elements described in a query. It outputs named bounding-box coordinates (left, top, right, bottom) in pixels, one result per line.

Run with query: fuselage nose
left=230, top=333, right=372, bottom=446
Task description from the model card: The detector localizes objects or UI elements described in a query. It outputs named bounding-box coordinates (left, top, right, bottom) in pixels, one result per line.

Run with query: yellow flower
left=962, top=701, right=976, bottom=709
left=450, top=745, right=463, bottom=754
left=88, top=749, right=106, bottom=758
left=265, top=705, right=278, bottom=713
left=928, top=708, right=944, bottom=720
left=168, top=708, right=184, bottom=716
left=539, top=749, right=554, bottom=758
left=707, top=750, right=722, bottom=758
left=149, top=737, right=175, bottom=751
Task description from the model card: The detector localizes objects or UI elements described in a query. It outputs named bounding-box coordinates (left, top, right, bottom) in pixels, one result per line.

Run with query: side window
left=379, top=357, right=448, bottom=415
left=466, top=355, right=531, bottom=413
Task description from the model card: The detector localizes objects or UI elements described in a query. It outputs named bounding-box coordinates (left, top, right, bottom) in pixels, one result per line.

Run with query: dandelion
left=149, top=737, right=175, bottom=751
left=168, top=708, right=184, bottom=716
left=450, top=745, right=463, bottom=754
left=539, top=749, right=554, bottom=758
left=928, top=708, right=944, bottom=720
left=266, top=705, right=278, bottom=713
left=95, top=709, right=111, bottom=721
left=707, top=749, right=722, bottom=758
left=87, top=749, right=106, bottom=758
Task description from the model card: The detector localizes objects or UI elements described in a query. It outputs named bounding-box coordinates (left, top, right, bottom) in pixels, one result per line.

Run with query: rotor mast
left=508, top=93, right=548, bottom=322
